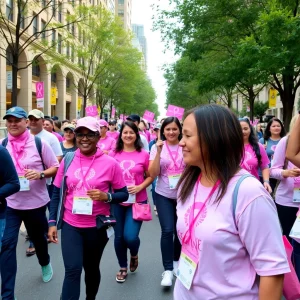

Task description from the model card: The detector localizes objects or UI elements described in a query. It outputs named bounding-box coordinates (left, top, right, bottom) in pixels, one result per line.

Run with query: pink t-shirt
left=53, top=149, right=125, bottom=228
left=240, top=143, right=269, bottom=179
left=149, top=142, right=185, bottom=199
left=52, top=131, right=63, bottom=142
left=97, top=136, right=116, bottom=152
left=175, top=170, right=289, bottom=300
left=109, top=149, right=149, bottom=203
left=107, top=131, right=120, bottom=141
left=3, top=134, right=59, bottom=210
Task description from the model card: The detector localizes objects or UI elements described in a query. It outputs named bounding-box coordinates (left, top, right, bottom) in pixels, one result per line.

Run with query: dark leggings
left=155, top=193, right=181, bottom=271
left=61, top=222, right=108, bottom=300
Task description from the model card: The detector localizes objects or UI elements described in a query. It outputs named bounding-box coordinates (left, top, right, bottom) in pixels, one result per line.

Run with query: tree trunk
left=281, top=74, right=295, bottom=132
left=83, top=94, right=88, bottom=117
left=110, top=100, right=113, bottom=118
left=248, top=88, right=255, bottom=122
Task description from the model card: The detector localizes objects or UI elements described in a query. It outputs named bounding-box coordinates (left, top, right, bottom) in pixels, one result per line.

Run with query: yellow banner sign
left=269, top=88, right=277, bottom=108
left=78, top=98, right=82, bottom=111
left=51, top=87, right=57, bottom=105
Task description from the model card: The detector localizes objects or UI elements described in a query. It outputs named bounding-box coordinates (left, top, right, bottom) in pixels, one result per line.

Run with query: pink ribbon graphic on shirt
left=120, top=160, right=135, bottom=181
left=166, top=149, right=183, bottom=171
left=74, top=167, right=96, bottom=191
left=242, top=151, right=253, bottom=171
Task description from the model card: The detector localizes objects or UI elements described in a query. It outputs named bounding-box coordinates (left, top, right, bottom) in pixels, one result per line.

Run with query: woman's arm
left=286, top=115, right=300, bottom=167
left=149, top=142, right=163, bottom=178
left=128, top=171, right=154, bottom=195
left=259, top=275, right=284, bottom=300
left=261, top=168, right=272, bottom=193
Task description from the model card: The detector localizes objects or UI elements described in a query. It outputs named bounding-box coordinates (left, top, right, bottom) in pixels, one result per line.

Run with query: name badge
left=168, top=171, right=181, bottom=190
left=19, top=175, right=30, bottom=192
left=293, top=181, right=300, bottom=202
left=72, top=195, right=93, bottom=215
left=177, top=244, right=199, bottom=290
left=124, top=180, right=136, bottom=204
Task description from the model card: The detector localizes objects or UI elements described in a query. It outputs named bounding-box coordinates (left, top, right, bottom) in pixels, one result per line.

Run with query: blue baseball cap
left=3, top=106, right=28, bottom=120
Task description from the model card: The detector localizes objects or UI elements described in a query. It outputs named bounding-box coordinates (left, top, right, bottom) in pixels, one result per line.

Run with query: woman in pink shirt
left=98, top=119, right=116, bottom=154
left=48, top=117, right=128, bottom=300
left=139, top=120, right=151, bottom=142
left=239, top=117, right=272, bottom=193
left=43, top=118, right=63, bottom=142
left=175, top=104, right=289, bottom=300
left=107, top=120, right=120, bottom=141
left=109, top=121, right=153, bottom=283
left=149, top=117, right=185, bottom=287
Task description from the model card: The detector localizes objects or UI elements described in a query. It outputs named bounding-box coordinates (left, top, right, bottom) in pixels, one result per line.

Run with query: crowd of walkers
left=1, top=104, right=300, bottom=299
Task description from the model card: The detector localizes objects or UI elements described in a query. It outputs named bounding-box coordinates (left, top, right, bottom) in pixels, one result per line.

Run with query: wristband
left=263, top=180, right=270, bottom=183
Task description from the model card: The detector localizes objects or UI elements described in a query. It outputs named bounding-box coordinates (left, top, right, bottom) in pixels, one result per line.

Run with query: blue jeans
left=0, top=206, right=50, bottom=300
left=112, top=203, right=144, bottom=268
left=0, top=218, right=6, bottom=252
left=61, top=222, right=108, bottom=300
left=151, top=178, right=158, bottom=207
left=155, top=193, right=181, bottom=271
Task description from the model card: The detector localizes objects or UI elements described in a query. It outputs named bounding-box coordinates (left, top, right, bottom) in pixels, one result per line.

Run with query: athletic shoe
left=173, top=261, right=179, bottom=277
left=42, top=262, right=53, bottom=282
left=161, top=270, right=173, bottom=286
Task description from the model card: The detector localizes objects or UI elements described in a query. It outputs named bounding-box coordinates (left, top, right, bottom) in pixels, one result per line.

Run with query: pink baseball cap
left=99, top=119, right=108, bottom=127
left=75, top=117, right=100, bottom=133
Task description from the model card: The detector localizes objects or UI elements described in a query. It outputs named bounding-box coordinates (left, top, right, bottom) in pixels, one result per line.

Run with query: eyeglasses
left=75, top=133, right=99, bottom=140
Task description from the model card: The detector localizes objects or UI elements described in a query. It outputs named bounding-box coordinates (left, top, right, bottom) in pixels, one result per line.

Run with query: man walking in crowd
left=0, top=107, right=60, bottom=300
left=126, top=115, right=149, bottom=151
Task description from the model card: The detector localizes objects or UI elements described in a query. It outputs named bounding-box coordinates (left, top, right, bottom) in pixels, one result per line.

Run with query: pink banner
left=36, top=82, right=44, bottom=109
left=143, top=110, right=155, bottom=123
left=85, top=105, right=98, bottom=117
left=112, top=107, right=116, bottom=118
left=166, top=105, right=185, bottom=120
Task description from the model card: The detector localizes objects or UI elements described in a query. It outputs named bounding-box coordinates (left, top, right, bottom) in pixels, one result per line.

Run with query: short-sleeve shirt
left=109, top=149, right=149, bottom=203
left=106, top=131, right=120, bottom=141
left=35, top=129, right=63, bottom=157
left=97, top=136, right=116, bottom=152
left=174, top=170, right=290, bottom=300
left=149, top=143, right=185, bottom=199
left=259, top=137, right=281, bottom=166
left=53, top=149, right=125, bottom=228
left=60, top=142, right=77, bottom=158
left=240, top=143, right=270, bottom=179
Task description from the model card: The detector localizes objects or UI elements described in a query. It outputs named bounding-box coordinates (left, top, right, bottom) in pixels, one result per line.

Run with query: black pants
left=0, top=205, right=50, bottom=300
left=61, top=222, right=108, bottom=300
left=155, top=193, right=181, bottom=271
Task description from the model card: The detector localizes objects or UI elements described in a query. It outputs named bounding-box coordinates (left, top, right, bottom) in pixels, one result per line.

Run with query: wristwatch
left=105, top=193, right=112, bottom=203
left=40, top=172, right=45, bottom=180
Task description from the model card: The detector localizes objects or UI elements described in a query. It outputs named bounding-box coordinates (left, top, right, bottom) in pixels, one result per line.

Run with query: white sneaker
left=173, top=261, right=179, bottom=277
left=161, top=270, right=173, bottom=286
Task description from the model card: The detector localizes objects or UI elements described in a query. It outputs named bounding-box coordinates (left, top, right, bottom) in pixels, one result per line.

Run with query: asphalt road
left=12, top=208, right=174, bottom=300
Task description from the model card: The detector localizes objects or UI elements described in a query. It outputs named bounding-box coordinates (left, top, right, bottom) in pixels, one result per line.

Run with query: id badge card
left=177, top=243, right=199, bottom=290
left=18, top=174, right=30, bottom=192
left=124, top=180, right=136, bottom=204
left=167, top=170, right=181, bottom=190
left=72, top=194, right=93, bottom=215
left=293, top=181, right=300, bottom=203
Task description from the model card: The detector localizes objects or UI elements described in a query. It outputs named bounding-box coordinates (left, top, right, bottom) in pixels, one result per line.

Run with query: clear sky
left=131, top=0, right=175, bottom=117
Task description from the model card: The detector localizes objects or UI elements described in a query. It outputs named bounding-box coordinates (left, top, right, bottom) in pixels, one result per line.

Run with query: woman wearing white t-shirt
left=149, top=117, right=185, bottom=287
left=175, top=104, right=289, bottom=300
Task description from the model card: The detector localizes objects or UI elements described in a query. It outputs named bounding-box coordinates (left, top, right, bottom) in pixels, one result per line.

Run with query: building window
left=118, top=0, right=124, bottom=4
left=32, top=64, right=40, bottom=77
left=57, top=34, right=62, bottom=53
left=71, top=45, right=74, bottom=62
left=66, top=42, right=70, bottom=57
left=67, top=11, right=70, bottom=32
left=6, top=0, right=13, bottom=21
left=20, top=6, right=25, bottom=29
left=33, top=14, right=38, bottom=37
left=41, top=20, right=46, bottom=40
left=6, top=47, right=13, bottom=66
left=66, top=77, right=70, bottom=89
left=52, top=0, right=56, bottom=18
left=58, top=3, right=62, bottom=23
left=72, top=23, right=75, bottom=36
left=118, top=9, right=124, bottom=17
left=51, top=73, right=57, bottom=84
left=42, top=0, right=46, bottom=7
left=52, top=29, right=56, bottom=46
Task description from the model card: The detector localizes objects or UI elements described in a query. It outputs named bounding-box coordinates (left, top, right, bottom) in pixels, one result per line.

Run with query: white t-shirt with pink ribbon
left=174, top=170, right=289, bottom=300
left=53, top=149, right=125, bottom=228
left=150, top=142, right=185, bottom=199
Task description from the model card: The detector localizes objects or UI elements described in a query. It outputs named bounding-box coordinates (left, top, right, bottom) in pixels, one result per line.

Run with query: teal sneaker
left=41, top=262, right=53, bottom=282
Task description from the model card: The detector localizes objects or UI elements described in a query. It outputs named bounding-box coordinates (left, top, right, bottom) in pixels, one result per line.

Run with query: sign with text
left=166, top=105, right=185, bottom=120
left=85, top=105, right=98, bottom=117
left=143, top=110, right=155, bottom=123
left=6, top=71, right=12, bottom=89
left=269, top=88, right=277, bottom=108
left=51, top=87, right=57, bottom=105
left=36, top=82, right=44, bottom=109
left=78, top=98, right=82, bottom=111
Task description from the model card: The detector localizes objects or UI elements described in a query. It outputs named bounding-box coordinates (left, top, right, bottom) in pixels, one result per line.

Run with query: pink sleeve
left=149, top=145, right=157, bottom=161
left=42, top=141, right=60, bottom=169
left=53, top=159, right=65, bottom=188
left=259, top=143, right=270, bottom=170
left=238, top=196, right=290, bottom=276
left=111, top=161, right=126, bottom=190
left=111, top=139, right=116, bottom=150
left=144, top=151, right=150, bottom=171
left=108, top=150, right=116, bottom=157
left=270, top=137, right=288, bottom=180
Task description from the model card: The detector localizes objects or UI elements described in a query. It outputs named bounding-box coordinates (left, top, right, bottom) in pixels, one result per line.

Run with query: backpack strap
left=34, top=136, right=45, bottom=170
left=64, top=152, right=76, bottom=175
left=2, top=138, right=8, bottom=147
left=232, top=174, right=254, bottom=224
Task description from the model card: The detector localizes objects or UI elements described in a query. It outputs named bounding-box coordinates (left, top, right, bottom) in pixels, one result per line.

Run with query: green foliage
left=253, top=101, right=269, bottom=118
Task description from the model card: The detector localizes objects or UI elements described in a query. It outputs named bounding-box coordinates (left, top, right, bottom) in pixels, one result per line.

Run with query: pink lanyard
left=79, top=154, right=96, bottom=190
left=165, top=142, right=182, bottom=170
left=11, top=138, right=29, bottom=173
left=182, top=176, right=220, bottom=244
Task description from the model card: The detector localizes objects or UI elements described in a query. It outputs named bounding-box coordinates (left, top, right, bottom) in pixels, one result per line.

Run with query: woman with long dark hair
left=109, top=121, right=153, bottom=283
left=149, top=117, right=185, bottom=287
left=239, top=118, right=272, bottom=193
left=43, top=118, right=63, bottom=142
left=175, top=104, right=289, bottom=299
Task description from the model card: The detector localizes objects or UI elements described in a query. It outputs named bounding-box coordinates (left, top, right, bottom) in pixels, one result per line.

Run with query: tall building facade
left=115, top=0, right=132, bottom=30
left=0, top=0, right=114, bottom=122
left=132, top=24, right=147, bottom=69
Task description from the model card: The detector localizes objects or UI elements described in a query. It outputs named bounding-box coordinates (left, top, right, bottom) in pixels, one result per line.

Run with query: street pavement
left=13, top=208, right=174, bottom=300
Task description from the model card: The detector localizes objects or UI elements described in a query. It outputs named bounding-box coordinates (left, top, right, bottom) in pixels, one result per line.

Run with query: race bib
left=168, top=171, right=181, bottom=190
left=177, top=244, right=199, bottom=290
left=293, top=181, right=300, bottom=203
left=19, top=175, right=30, bottom=192
left=124, top=180, right=136, bottom=204
left=72, top=195, right=93, bottom=215
left=290, top=216, right=300, bottom=243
